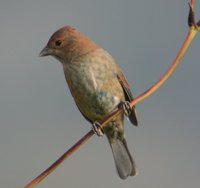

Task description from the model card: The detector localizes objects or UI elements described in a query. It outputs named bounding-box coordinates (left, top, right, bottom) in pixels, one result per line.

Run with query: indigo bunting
left=40, top=26, right=138, bottom=179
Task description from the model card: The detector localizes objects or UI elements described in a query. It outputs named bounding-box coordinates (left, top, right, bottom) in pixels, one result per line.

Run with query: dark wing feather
left=117, top=73, right=138, bottom=126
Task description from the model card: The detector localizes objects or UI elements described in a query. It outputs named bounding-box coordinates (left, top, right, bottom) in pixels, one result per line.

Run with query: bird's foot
left=92, top=121, right=104, bottom=137
left=120, top=101, right=132, bottom=117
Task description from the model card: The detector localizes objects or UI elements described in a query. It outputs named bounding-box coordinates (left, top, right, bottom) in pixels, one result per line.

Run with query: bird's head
left=39, top=26, right=98, bottom=63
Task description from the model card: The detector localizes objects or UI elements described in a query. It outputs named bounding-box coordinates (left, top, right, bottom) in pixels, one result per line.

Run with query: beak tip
left=39, top=46, right=50, bottom=57
left=39, top=53, right=44, bottom=57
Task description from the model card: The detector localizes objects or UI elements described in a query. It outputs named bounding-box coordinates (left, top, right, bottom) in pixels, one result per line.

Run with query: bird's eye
left=55, top=40, right=62, bottom=47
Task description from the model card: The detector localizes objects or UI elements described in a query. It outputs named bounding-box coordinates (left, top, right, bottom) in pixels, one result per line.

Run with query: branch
left=24, top=1, right=199, bottom=187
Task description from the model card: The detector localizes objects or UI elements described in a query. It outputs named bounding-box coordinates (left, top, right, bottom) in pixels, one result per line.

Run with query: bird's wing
left=117, top=73, right=138, bottom=126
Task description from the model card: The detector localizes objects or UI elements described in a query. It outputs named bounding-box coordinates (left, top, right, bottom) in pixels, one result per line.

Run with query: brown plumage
left=40, top=26, right=138, bottom=179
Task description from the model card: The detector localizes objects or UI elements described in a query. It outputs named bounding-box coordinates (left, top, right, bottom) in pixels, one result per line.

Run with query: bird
left=39, top=26, right=138, bottom=179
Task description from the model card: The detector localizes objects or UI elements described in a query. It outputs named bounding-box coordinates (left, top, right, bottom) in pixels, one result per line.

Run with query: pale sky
left=0, top=0, right=200, bottom=188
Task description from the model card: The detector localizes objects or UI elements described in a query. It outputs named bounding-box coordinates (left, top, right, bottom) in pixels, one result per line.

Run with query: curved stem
left=24, top=130, right=94, bottom=188
left=131, top=29, right=197, bottom=107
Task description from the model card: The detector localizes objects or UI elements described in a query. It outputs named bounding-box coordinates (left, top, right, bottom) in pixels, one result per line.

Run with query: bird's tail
left=108, top=136, right=136, bottom=179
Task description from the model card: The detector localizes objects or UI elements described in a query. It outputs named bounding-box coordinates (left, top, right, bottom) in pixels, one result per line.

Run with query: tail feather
left=109, top=138, right=136, bottom=179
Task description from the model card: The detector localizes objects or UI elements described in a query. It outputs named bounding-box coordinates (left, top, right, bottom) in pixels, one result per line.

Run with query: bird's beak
left=39, top=46, right=52, bottom=57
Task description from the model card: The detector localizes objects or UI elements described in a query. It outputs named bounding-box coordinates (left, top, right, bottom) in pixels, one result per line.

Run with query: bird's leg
left=119, top=101, right=132, bottom=117
left=92, top=121, right=104, bottom=137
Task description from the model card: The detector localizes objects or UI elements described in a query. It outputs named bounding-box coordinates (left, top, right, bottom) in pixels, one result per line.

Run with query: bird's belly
left=83, top=90, right=120, bottom=120
left=74, top=81, right=121, bottom=121
left=64, top=63, right=121, bottom=121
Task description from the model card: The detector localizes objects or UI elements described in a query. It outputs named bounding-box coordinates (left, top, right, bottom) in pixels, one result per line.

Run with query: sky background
left=0, top=0, right=200, bottom=188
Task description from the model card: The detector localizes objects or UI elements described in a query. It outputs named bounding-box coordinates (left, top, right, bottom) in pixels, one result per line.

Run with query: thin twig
left=191, top=0, right=195, bottom=9
left=24, top=1, right=198, bottom=187
left=24, top=130, right=94, bottom=188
